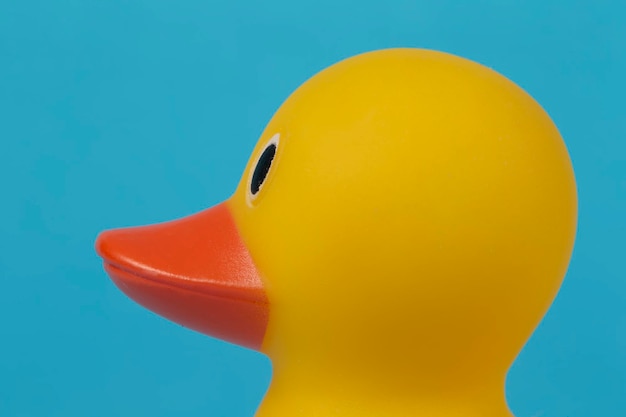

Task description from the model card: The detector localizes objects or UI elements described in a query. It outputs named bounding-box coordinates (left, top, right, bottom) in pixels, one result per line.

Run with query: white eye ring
left=246, top=133, right=280, bottom=206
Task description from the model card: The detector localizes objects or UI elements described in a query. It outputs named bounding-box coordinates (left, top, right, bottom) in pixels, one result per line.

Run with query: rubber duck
left=96, top=48, right=577, bottom=417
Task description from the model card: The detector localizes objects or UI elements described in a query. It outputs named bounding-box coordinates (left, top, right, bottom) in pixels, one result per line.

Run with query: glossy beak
left=95, top=202, right=268, bottom=350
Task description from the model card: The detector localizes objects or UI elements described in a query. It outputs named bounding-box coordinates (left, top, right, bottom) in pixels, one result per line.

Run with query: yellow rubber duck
left=96, top=48, right=577, bottom=417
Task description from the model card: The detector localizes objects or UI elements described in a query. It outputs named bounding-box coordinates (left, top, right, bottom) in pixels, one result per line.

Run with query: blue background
left=1, top=1, right=624, bottom=416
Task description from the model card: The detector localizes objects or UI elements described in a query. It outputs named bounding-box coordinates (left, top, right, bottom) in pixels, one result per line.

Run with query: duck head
left=96, top=48, right=577, bottom=416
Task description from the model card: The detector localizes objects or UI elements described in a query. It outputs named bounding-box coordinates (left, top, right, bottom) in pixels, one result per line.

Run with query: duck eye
left=249, top=134, right=279, bottom=199
left=251, top=144, right=276, bottom=194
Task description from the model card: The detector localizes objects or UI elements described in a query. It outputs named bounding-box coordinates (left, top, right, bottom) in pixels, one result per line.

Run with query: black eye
left=250, top=142, right=277, bottom=195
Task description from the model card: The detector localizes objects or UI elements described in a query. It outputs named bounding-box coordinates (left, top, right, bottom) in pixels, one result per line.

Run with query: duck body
left=96, top=48, right=577, bottom=416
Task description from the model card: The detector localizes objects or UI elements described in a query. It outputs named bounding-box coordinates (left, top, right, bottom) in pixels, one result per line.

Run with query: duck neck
left=254, top=359, right=514, bottom=417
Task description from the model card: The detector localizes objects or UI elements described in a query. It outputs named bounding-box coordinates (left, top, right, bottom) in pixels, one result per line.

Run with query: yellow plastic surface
left=228, top=48, right=577, bottom=416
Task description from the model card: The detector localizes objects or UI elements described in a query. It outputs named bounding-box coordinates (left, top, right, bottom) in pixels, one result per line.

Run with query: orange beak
left=95, top=202, right=268, bottom=350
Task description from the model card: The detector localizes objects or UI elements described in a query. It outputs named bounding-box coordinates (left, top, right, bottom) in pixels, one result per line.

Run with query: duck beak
left=95, top=202, right=268, bottom=350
